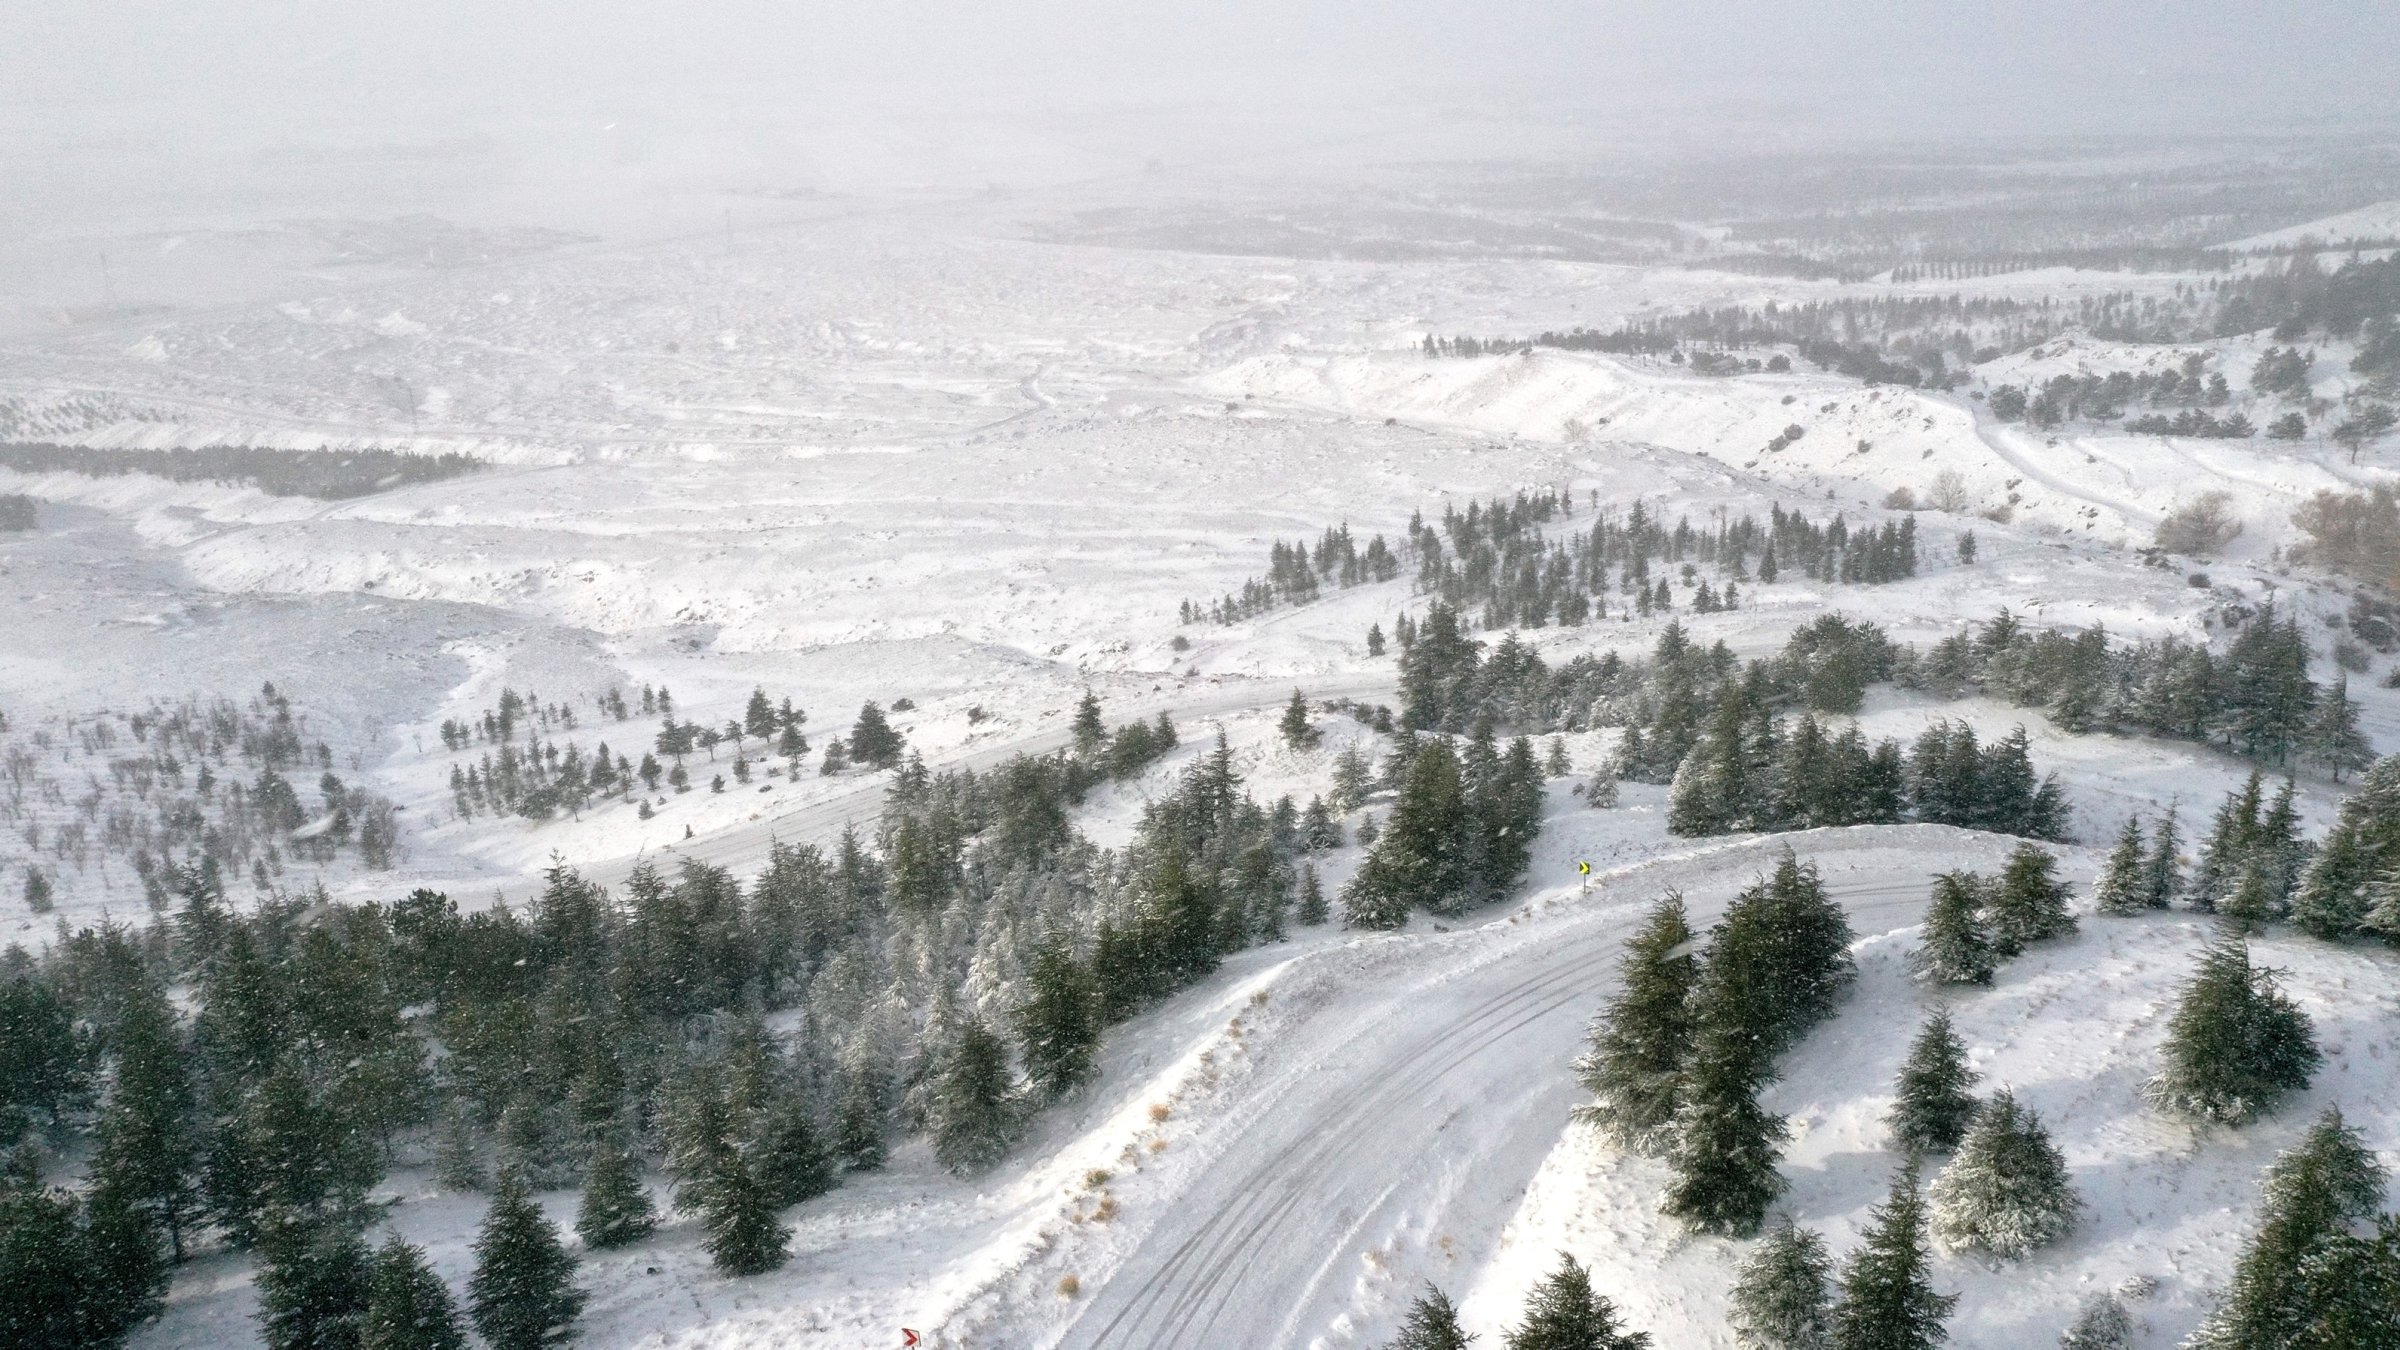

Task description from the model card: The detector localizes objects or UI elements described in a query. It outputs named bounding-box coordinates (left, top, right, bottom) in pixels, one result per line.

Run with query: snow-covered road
left=1046, top=833, right=1969, bottom=1350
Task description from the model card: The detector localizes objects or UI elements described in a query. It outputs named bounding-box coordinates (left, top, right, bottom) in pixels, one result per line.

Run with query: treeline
left=0, top=443, right=485, bottom=500
left=1888, top=246, right=2238, bottom=281
left=2211, top=251, right=2400, bottom=341
left=4, top=684, right=400, bottom=918
left=0, top=689, right=1417, bottom=1347
left=1198, top=489, right=1924, bottom=634
left=1181, top=522, right=1403, bottom=625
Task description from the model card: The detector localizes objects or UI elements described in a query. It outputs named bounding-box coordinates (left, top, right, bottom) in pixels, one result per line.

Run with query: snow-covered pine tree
left=361, top=1235, right=466, bottom=1350
left=2139, top=805, right=2184, bottom=910
left=933, top=1017, right=1021, bottom=1176
left=2092, top=817, right=2148, bottom=917
left=467, top=1171, right=584, bottom=1350
left=1706, top=852, right=1857, bottom=1055
left=2187, top=1108, right=2388, bottom=1349
left=1573, top=892, right=1700, bottom=1154
left=1017, top=940, right=1100, bottom=1102
left=2221, top=856, right=2280, bottom=935
left=1911, top=873, right=1994, bottom=987
left=1503, top=1252, right=1652, bottom=1349
left=1297, top=863, right=1329, bottom=925
left=574, top=1135, right=656, bottom=1249
left=834, top=1056, right=889, bottom=1172
left=1830, top=1160, right=1955, bottom=1350
left=1388, top=1283, right=1474, bottom=1350
left=255, top=1215, right=373, bottom=1350
left=2304, top=675, right=2374, bottom=783
left=1986, top=844, right=2077, bottom=956
left=701, top=1144, right=790, bottom=1277
left=2291, top=754, right=2400, bottom=941
left=1547, top=737, right=1572, bottom=776
left=1586, top=768, right=1620, bottom=808
left=1281, top=689, right=1318, bottom=751
left=756, top=1090, right=835, bottom=1209
left=2145, top=937, right=2319, bottom=1125
left=1344, top=739, right=1471, bottom=928
left=1887, top=1008, right=1980, bottom=1156
left=2055, top=1294, right=2132, bottom=1350
left=1928, top=1088, right=2079, bottom=1258
left=1662, top=989, right=1788, bottom=1237
left=2191, top=772, right=2265, bottom=912
left=1729, top=1213, right=1834, bottom=1350
left=2284, top=1216, right=2400, bottom=1347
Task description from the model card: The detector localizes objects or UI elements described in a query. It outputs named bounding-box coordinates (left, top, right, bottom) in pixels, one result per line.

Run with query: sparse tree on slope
left=2145, top=937, right=2318, bottom=1125
left=2092, top=817, right=2149, bottom=917
left=1730, top=1213, right=1834, bottom=1350
left=1911, top=874, right=1993, bottom=987
left=1928, top=1089, right=2079, bottom=1258
left=1281, top=689, right=1318, bottom=751
left=1504, top=1252, right=1651, bottom=1350
left=1831, top=1160, right=1955, bottom=1350
left=1389, top=1283, right=1475, bottom=1350
left=756, top=1090, right=835, bottom=1210
left=360, top=1235, right=465, bottom=1350
left=2188, top=1108, right=2388, bottom=1350
left=1573, top=893, right=1699, bottom=1154
left=467, top=1172, right=583, bottom=1350
left=2292, top=754, right=2400, bottom=941
left=2139, top=805, right=2185, bottom=911
left=1887, top=1009, right=1980, bottom=1157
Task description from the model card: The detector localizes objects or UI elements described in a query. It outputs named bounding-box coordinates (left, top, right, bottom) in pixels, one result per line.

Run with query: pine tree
left=2192, top=773, right=2265, bottom=912
left=2221, top=855, right=2280, bottom=935
left=757, top=1090, right=835, bottom=1209
left=2291, top=754, right=2400, bottom=941
left=1887, top=1009, right=1980, bottom=1156
left=1831, top=1160, right=1955, bottom=1350
left=81, top=1169, right=169, bottom=1347
left=834, top=1059, right=889, bottom=1173
left=1017, top=941, right=1100, bottom=1101
left=1729, top=1213, right=1834, bottom=1350
left=2139, top=806, right=2184, bottom=910
left=574, top=1135, right=656, bottom=1249
left=2055, top=1294, right=2132, bottom=1350
left=1345, top=740, right=1472, bottom=928
left=847, top=702, right=904, bottom=770
left=1573, top=893, right=1699, bottom=1154
left=1504, top=1252, right=1652, bottom=1349
left=1928, top=1089, right=2079, bottom=1258
left=90, top=977, right=200, bottom=1259
left=2305, top=676, right=2374, bottom=782
left=255, top=1215, right=373, bottom=1350
left=1705, top=853, right=1857, bottom=1056
left=360, top=1235, right=466, bottom=1350
left=433, top=1100, right=487, bottom=1193
left=1071, top=690, right=1105, bottom=758
left=2286, top=1216, right=2400, bottom=1349
left=1986, top=845, right=2077, bottom=956
left=1663, top=990, right=1788, bottom=1237
left=1281, top=689, right=1318, bottom=750
left=1388, top=1283, right=1475, bottom=1350
left=701, top=1144, right=790, bottom=1277
left=933, top=1018, right=1020, bottom=1176
left=2092, top=817, right=2149, bottom=917
left=2145, top=937, right=2318, bottom=1125
left=2188, top=1108, right=2388, bottom=1349
left=1296, top=863, right=1329, bottom=925
left=1911, top=874, right=1994, bottom=987
left=467, top=1172, right=583, bottom=1350
left=1546, top=737, right=1572, bottom=776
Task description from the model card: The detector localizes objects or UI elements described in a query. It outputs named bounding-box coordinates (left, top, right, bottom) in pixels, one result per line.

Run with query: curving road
left=1048, top=859, right=1941, bottom=1350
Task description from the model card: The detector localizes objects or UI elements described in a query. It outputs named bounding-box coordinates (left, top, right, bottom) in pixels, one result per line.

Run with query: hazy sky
left=3, top=1, right=2397, bottom=237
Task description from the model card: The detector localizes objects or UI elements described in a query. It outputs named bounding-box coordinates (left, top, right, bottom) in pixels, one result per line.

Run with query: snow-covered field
left=3, top=169, right=2398, bottom=1350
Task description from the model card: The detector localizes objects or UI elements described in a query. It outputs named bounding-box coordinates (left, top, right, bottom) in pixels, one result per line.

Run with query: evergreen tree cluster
left=1573, top=857, right=1855, bottom=1238
left=1342, top=727, right=1545, bottom=928
left=1728, top=1165, right=1958, bottom=1350
left=1909, top=844, right=2078, bottom=988
left=1, top=684, right=404, bottom=918
left=1184, top=521, right=1403, bottom=625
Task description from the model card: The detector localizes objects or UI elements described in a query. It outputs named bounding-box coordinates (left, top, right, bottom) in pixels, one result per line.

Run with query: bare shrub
left=1927, top=469, right=1972, bottom=512
left=2154, top=491, right=2243, bottom=555
left=1883, top=485, right=1918, bottom=510
left=2291, top=485, right=2400, bottom=590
